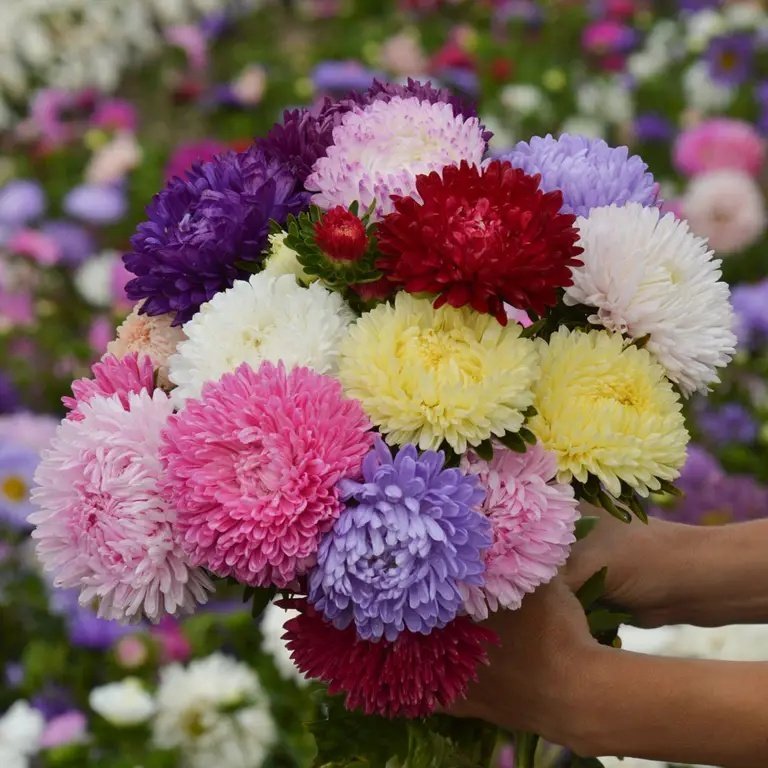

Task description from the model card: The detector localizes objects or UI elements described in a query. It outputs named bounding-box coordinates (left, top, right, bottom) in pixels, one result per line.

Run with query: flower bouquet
left=30, top=79, right=735, bottom=767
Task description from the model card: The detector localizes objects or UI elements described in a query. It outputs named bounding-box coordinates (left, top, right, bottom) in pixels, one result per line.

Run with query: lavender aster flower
left=633, top=113, right=676, bottom=144
left=309, top=439, right=490, bottom=642
left=501, top=134, right=659, bottom=218
left=0, top=180, right=45, bottom=226
left=39, top=221, right=95, bottom=266
left=312, top=61, right=382, bottom=93
left=706, top=33, right=755, bottom=87
left=0, top=374, right=19, bottom=415
left=64, top=184, right=127, bottom=225
left=696, top=402, right=758, bottom=445
left=731, top=280, right=768, bottom=348
left=124, top=146, right=308, bottom=326
left=0, top=439, right=38, bottom=529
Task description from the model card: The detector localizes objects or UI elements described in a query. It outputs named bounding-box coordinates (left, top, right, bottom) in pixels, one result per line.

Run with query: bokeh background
left=1, top=2, right=767, bottom=767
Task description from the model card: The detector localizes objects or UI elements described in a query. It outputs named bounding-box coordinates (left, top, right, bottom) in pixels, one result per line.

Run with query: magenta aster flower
left=306, top=96, right=487, bottom=219
left=160, top=362, right=373, bottom=588
left=63, top=353, right=155, bottom=421
left=460, top=442, right=579, bottom=620
left=31, top=390, right=212, bottom=622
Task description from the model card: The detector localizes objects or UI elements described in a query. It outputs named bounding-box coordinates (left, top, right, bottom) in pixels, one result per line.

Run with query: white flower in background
left=683, top=62, right=734, bottom=113
left=73, top=250, right=120, bottom=307
left=499, top=84, right=547, bottom=118
left=153, top=653, right=276, bottom=768
left=89, top=678, right=156, bottom=726
left=576, top=78, right=633, bottom=126
left=723, top=3, right=766, bottom=30
left=682, top=169, right=767, bottom=256
left=480, top=114, right=517, bottom=152
left=85, top=132, right=143, bottom=185
left=260, top=603, right=308, bottom=687
left=559, top=116, right=606, bottom=140
left=0, top=701, right=44, bottom=768
left=684, top=9, right=726, bottom=51
left=261, top=232, right=313, bottom=284
left=629, top=19, right=679, bottom=80
left=566, top=204, right=736, bottom=397
left=168, top=273, right=354, bottom=405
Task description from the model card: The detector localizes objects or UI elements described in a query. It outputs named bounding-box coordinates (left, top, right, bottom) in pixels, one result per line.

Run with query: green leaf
left=518, top=427, right=537, bottom=445
left=574, top=515, right=599, bottom=541
left=575, top=567, right=607, bottom=610
left=596, top=490, right=632, bottom=524
left=587, top=608, right=632, bottom=635
left=474, top=439, right=494, bottom=461
left=571, top=757, right=606, bottom=768
left=498, top=431, right=527, bottom=453
left=250, top=586, right=277, bottom=618
left=624, top=493, right=649, bottom=524
left=657, top=479, right=684, bottom=498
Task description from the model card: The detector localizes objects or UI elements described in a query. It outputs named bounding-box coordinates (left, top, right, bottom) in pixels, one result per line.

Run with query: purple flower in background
left=438, top=67, right=480, bottom=97
left=696, top=402, right=758, bottom=445
left=49, top=588, right=133, bottom=649
left=677, top=0, right=723, bottom=10
left=0, top=439, right=38, bottom=529
left=312, top=61, right=382, bottom=93
left=633, top=112, right=676, bottom=143
left=309, top=439, right=490, bottom=642
left=756, top=82, right=768, bottom=135
left=731, top=280, right=768, bottom=348
left=0, top=413, right=57, bottom=453
left=165, top=139, right=227, bottom=182
left=706, top=33, right=755, bottom=86
left=0, top=374, right=20, bottom=415
left=64, top=184, right=127, bottom=225
left=502, top=134, right=659, bottom=217
left=31, top=688, right=75, bottom=721
left=28, top=88, right=99, bottom=146
left=90, top=99, right=138, bottom=133
left=125, top=146, right=308, bottom=325
left=0, top=180, right=45, bottom=226
left=39, top=220, right=95, bottom=266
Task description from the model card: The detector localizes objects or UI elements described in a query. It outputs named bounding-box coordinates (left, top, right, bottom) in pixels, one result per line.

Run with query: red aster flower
left=314, top=206, right=368, bottom=262
left=283, top=600, right=497, bottom=718
left=376, top=160, right=583, bottom=323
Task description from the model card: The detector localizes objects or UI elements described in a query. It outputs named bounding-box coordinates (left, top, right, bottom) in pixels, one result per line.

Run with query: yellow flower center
left=2, top=475, right=28, bottom=503
left=718, top=50, right=738, bottom=72
left=589, top=378, right=641, bottom=408
left=410, top=328, right=483, bottom=384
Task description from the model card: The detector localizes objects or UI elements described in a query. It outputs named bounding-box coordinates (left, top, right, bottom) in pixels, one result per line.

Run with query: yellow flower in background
left=529, top=328, right=688, bottom=497
left=338, top=294, right=539, bottom=453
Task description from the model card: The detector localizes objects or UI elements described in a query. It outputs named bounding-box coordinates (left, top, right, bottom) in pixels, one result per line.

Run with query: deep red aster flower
left=376, top=160, right=583, bottom=323
left=283, top=600, right=497, bottom=718
left=314, top=206, right=369, bottom=262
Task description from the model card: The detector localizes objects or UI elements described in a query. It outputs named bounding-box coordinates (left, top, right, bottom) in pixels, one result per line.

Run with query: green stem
left=514, top=731, right=539, bottom=768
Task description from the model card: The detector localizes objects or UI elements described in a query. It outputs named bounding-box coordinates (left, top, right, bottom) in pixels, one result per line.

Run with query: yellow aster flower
left=338, top=293, right=538, bottom=453
left=529, top=328, right=688, bottom=497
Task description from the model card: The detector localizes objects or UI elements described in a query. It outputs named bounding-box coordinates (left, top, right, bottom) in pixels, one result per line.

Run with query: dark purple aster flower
left=706, top=32, right=755, bottom=87
left=731, top=280, right=768, bottom=348
left=308, top=439, right=490, bottom=642
left=633, top=112, right=676, bottom=143
left=124, top=146, right=308, bottom=325
left=0, top=373, right=19, bottom=415
left=696, top=402, right=758, bottom=446
left=31, top=687, right=75, bottom=721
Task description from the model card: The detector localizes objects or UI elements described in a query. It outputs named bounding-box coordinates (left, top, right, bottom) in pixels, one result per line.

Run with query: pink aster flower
left=160, top=362, right=373, bottom=588
left=460, top=442, right=579, bottom=620
left=63, top=352, right=155, bottom=421
left=673, top=118, right=767, bottom=178
left=306, top=96, right=486, bottom=219
left=40, top=711, right=87, bottom=749
left=31, top=390, right=212, bottom=622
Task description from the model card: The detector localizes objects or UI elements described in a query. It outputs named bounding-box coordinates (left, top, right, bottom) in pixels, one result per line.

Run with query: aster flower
left=161, top=362, right=373, bottom=588
left=108, top=304, right=186, bottom=390
left=460, top=443, right=579, bottom=620
left=309, top=439, right=490, bottom=641
left=168, top=273, right=354, bottom=405
left=705, top=32, right=755, bottom=86
left=306, top=96, right=487, bottom=219
left=682, top=169, right=767, bottom=255
left=165, top=139, right=227, bottom=182
left=338, top=293, right=539, bottom=453
left=0, top=439, right=39, bottom=530
left=501, top=134, right=659, bottom=218
left=695, top=402, right=757, bottom=446
left=261, top=232, right=313, bottom=283
left=529, top=329, right=688, bottom=497
left=0, top=373, right=19, bottom=415
left=31, top=390, right=212, bottom=622
left=63, top=352, right=155, bottom=421
left=376, top=161, right=583, bottom=322
left=284, top=600, right=497, bottom=718
left=731, top=279, right=768, bottom=348
left=124, top=146, right=308, bottom=326
left=566, top=204, right=736, bottom=396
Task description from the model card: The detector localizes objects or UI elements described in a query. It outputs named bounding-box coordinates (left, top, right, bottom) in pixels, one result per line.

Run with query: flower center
left=1, top=475, right=27, bottom=503
left=591, top=379, right=640, bottom=407
left=718, top=50, right=739, bottom=72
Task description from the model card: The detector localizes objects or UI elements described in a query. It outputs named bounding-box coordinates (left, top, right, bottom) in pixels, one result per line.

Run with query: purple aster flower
left=63, top=184, right=127, bottom=225
left=633, top=112, right=676, bottom=143
left=706, top=33, right=755, bottom=87
left=756, top=81, right=768, bottom=135
left=677, top=0, right=723, bottom=10
left=501, top=134, right=659, bottom=217
left=0, top=439, right=38, bottom=530
left=308, top=439, right=490, bottom=642
left=0, top=180, right=45, bottom=226
left=124, top=146, right=308, bottom=325
left=49, top=588, right=133, bottom=649
left=312, top=61, right=382, bottom=94
left=696, top=402, right=758, bottom=446
left=30, top=688, right=74, bottom=721
left=731, top=280, right=768, bottom=348
left=39, top=220, right=95, bottom=266
left=0, top=374, right=19, bottom=415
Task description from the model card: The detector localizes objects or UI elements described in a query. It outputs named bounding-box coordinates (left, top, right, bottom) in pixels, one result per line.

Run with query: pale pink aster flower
left=306, top=96, right=486, bottom=219
left=108, top=304, right=185, bottom=389
left=40, top=711, right=87, bottom=749
left=682, top=169, right=767, bottom=255
left=7, top=230, right=60, bottom=265
left=460, top=442, right=579, bottom=620
left=63, top=352, right=155, bottom=421
left=160, top=362, right=373, bottom=588
left=31, top=390, right=212, bottom=622
left=673, top=118, right=767, bottom=178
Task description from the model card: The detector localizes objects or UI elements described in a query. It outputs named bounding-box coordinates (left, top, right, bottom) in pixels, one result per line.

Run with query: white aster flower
left=559, top=116, right=606, bottom=140
left=0, top=701, right=44, bottom=768
left=683, top=62, right=734, bottom=113
left=73, top=250, right=120, bottom=307
left=89, top=678, right=156, bottom=726
left=306, top=96, right=486, bottom=219
left=575, top=78, right=633, bottom=126
left=499, top=84, right=546, bottom=117
left=153, top=653, right=276, bottom=768
left=260, top=603, right=307, bottom=687
left=566, top=204, right=736, bottom=397
left=685, top=9, right=726, bottom=51
left=169, top=273, right=353, bottom=405
left=682, top=169, right=767, bottom=256
left=261, top=232, right=313, bottom=284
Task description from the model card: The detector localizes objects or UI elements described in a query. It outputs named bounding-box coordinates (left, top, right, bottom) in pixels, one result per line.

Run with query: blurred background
left=0, top=1, right=767, bottom=767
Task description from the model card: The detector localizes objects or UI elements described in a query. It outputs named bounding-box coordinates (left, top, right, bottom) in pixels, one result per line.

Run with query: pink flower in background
left=152, top=617, right=191, bottom=663
left=660, top=198, right=685, bottom=220
left=90, top=99, right=138, bottom=133
left=31, top=390, right=212, bottom=622
left=164, top=139, right=227, bottom=181
left=88, top=316, right=114, bottom=356
left=674, top=118, right=767, bottom=178
left=166, top=25, right=209, bottom=72
left=115, top=635, right=149, bottom=668
left=85, top=133, right=142, bottom=185
left=63, top=352, right=155, bottom=420
left=0, top=289, right=35, bottom=328
left=7, top=230, right=60, bottom=265
left=110, top=258, right=132, bottom=310
left=682, top=169, right=767, bottom=255
left=231, top=65, right=268, bottom=107
left=40, top=711, right=87, bottom=748
left=460, top=442, right=579, bottom=620
left=379, top=32, right=428, bottom=76
left=161, top=362, right=373, bottom=588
